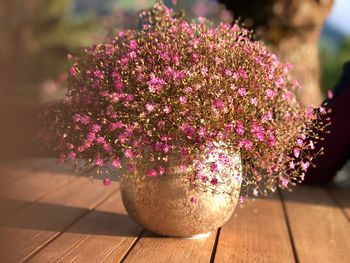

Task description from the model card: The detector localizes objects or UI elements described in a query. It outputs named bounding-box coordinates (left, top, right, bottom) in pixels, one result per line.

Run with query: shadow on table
left=0, top=198, right=144, bottom=237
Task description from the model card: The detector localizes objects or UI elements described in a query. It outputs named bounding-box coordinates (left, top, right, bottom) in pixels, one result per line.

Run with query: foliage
left=41, top=3, right=328, bottom=199
left=319, top=37, right=350, bottom=94
left=0, top=0, right=97, bottom=82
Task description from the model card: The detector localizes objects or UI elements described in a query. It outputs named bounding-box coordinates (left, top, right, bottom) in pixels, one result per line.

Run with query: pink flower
left=145, top=103, right=155, bottom=112
left=235, top=121, right=245, bottom=135
left=158, top=166, right=165, bottom=175
left=190, top=196, right=198, bottom=204
left=180, top=123, right=195, bottom=137
left=239, top=139, right=253, bottom=150
left=163, top=144, right=169, bottom=153
left=289, top=161, right=295, bottom=169
left=94, top=70, right=104, bottom=79
left=210, top=163, right=219, bottom=172
left=124, top=149, right=133, bottom=158
left=210, top=177, right=218, bottom=186
left=250, top=97, right=258, bottom=106
left=96, top=136, right=105, bottom=144
left=146, top=169, right=158, bottom=177
left=103, top=177, right=112, bottom=186
left=69, top=66, right=78, bottom=76
left=304, top=107, right=315, bottom=120
left=327, top=90, right=333, bottom=99
left=103, top=144, right=112, bottom=153
left=129, top=40, right=138, bottom=50
left=251, top=122, right=265, bottom=141
left=225, top=69, right=232, bottom=76
left=179, top=96, right=187, bottom=104
left=262, top=112, right=273, bottom=123
left=301, top=161, right=310, bottom=172
left=164, top=105, right=171, bottom=114
left=279, top=178, right=289, bottom=188
left=239, top=195, right=246, bottom=204
left=112, top=157, right=121, bottom=168
left=293, top=148, right=300, bottom=158
left=238, top=87, right=247, bottom=97
left=266, top=89, right=276, bottom=98
left=68, top=151, right=76, bottom=160
left=148, top=75, right=165, bottom=93
left=213, top=98, right=224, bottom=111
left=296, top=139, right=303, bottom=147
left=198, top=126, right=207, bottom=137
left=95, top=157, right=103, bottom=167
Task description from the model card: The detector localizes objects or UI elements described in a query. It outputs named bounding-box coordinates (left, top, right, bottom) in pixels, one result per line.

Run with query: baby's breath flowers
left=40, top=2, right=328, bottom=199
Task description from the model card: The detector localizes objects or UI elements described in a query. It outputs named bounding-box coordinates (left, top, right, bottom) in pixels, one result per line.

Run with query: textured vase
left=119, top=151, right=242, bottom=238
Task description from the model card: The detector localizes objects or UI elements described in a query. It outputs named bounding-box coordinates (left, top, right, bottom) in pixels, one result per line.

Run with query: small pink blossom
left=129, top=40, right=138, bottom=50
left=68, top=151, right=76, bottom=160
left=112, top=157, right=121, bottom=168
left=190, top=196, right=198, bottom=204
left=293, top=148, right=300, bottom=158
left=213, top=98, right=224, bottom=111
left=289, top=161, right=295, bottom=169
left=124, top=149, right=133, bottom=158
left=327, top=90, right=333, bottom=99
left=301, top=161, right=310, bottom=172
left=235, top=121, right=245, bottom=135
left=238, top=87, right=247, bottom=97
left=239, top=195, right=246, bottom=204
left=266, top=89, right=276, bottom=98
left=158, top=166, right=165, bottom=175
left=279, top=178, right=289, bottom=188
left=146, top=169, right=158, bottom=177
left=210, top=163, right=219, bottom=172
left=163, top=105, right=171, bottom=114
left=103, top=177, right=112, bottom=186
left=179, top=96, right=187, bottom=104
left=145, top=103, right=155, bottom=112
left=250, top=97, right=258, bottom=106
left=69, top=66, right=78, bottom=76
left=304, top=107, right=315, bottom=120
left=95, top=157, right=103, bottom=167
left=225, top=69, right=232, bottom=76
left=210, top=177, right=218, bottom=186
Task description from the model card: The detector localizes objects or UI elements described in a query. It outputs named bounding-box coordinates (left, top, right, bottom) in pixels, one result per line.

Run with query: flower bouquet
left=41, top=2, right=327, bottom=237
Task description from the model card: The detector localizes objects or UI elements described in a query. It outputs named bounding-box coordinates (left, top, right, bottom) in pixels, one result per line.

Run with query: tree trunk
left=219, top=0, right=334, bottom=106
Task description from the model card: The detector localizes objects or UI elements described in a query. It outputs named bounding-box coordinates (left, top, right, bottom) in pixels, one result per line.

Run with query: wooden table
left=0, top=159, right=349, bottom=263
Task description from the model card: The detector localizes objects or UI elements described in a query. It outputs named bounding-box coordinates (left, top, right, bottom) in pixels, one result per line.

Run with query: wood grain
left=123, top=230, right=217, bottom=263
left=214, top=193, right=295, bottom=263
left=0, top=177, right=117, bottom=263
left=28, top=191, right=142, bottom=263
left=281, top=186, right=350, bottom=263
left=0, top=170, right=73, bottom=215
left=328, top=181, right=350, bottom=220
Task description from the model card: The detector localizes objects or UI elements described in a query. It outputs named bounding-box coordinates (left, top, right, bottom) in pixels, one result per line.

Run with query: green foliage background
left=319, top=37, right=350, bottom=94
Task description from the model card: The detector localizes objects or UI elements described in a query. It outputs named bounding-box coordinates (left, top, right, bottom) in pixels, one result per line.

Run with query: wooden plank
left=328, top=181, right=350, bottom=220
left=0, top=177, right=118, bottom=263
left=0, top=171, right=73, bottom=215
left=281, top=186, right=350, bottom=263
left=0, top=158, right=73, bottom=187
left=214, top=193, right=295, bottom=263
left=123, top=230, right=217, bottom=263
left=28, top=191, right=142, bottom=263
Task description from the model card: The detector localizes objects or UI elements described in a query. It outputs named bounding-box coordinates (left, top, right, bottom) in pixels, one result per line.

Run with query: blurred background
left=0, top=0, right=349, bottom=160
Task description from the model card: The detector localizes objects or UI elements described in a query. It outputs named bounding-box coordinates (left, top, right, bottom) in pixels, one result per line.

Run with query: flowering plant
left=41, top=2, right=328, bottom=199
